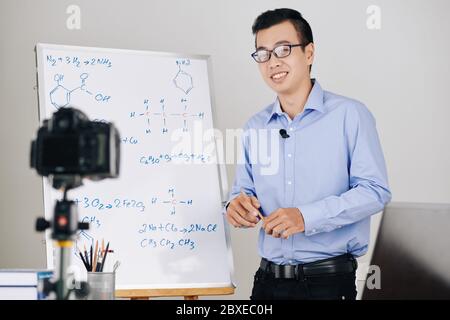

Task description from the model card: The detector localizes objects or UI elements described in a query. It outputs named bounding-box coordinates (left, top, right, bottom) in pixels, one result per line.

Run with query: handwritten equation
left=74, top=196, right=146, bottom=213
left=46, top=54, right=112, bottom=68
left=137, top=222, right=218, bottom=250
left=139, top=153, right=211, bottom=165
left=138, top=222, right=218, bottom=234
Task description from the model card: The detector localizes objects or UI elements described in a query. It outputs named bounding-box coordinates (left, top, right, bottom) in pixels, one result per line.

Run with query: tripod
left=36, top=182, right=90, bottom=300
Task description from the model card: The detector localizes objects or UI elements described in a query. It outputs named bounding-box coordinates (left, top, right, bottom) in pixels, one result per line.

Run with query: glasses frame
left=251, top=43, right=308, bottom=63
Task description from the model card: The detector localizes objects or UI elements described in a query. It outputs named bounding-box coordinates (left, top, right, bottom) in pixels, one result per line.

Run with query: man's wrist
left=296, top=208, right=305, bottom=232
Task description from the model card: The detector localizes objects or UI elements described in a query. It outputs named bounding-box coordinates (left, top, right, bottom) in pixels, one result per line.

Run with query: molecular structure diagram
left=173, top=66, right=194, bottom=95
left=49, top=73, right=111, bottom=109
left=129, top=61, right=204, bottom=134
left=150, top=188, right=193, bottom=215
left=130, top=98, right=205, bottom=134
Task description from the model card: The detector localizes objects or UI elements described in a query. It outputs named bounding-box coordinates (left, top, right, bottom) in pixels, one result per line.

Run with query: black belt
left=260, top=254, right=358, bottom=279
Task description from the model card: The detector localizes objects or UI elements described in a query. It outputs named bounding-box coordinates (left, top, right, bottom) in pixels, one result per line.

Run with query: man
left=225, top=8, right=391, bottom=300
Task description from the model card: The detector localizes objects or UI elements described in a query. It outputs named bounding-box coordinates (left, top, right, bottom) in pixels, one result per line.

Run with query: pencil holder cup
left=87, top=272, right=115, bottom=300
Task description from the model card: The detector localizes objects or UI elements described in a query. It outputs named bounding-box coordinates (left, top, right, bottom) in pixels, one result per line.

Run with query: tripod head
left=36, top=185, right=89, bottom=241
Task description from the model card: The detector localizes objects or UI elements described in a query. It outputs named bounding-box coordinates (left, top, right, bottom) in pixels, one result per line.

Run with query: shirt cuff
left=222, top=194, right=240, bottom=217
left=298, top=200, right=336, bottom=236
left=222, top=202, right=229, bottom=217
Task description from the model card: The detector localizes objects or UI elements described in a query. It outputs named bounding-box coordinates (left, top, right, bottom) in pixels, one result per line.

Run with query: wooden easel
left=116, top=287, right=234, bottom=300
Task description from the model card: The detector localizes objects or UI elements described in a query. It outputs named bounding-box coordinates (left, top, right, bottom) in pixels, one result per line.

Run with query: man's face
left=255, top=20, right=314, bottom=95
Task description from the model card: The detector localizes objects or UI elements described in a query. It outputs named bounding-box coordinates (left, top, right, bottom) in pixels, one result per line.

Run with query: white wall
left=1, top=0, right=449, bottom=299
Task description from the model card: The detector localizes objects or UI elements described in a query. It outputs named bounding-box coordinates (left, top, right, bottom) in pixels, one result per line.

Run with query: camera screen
left=42, top=135, right=79, bottom=170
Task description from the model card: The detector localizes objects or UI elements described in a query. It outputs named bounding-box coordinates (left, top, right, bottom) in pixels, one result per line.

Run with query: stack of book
left=0, top=269, right=53, bottom=300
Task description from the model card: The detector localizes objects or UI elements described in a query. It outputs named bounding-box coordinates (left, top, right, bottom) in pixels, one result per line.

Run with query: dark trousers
left=250, top=262, right=357, bottom=300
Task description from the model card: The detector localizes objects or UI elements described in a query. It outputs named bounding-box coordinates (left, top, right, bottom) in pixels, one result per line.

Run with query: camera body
left=31, top=107, right=120, bottom=183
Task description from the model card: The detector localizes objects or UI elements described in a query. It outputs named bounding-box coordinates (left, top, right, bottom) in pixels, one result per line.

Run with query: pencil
left=256, top=209, right=264, bottom=221
left=96, top=251, right=102, bottom=272
left=78, top=247, right=89, bottom=271
left=89, top=244, right=93, bottom=271
left=94, top=239, right=105, bottom=272
left=100, top=242, right=110, bottom=272
left=79, top=252, right=88, bottom=271
left=83, top=245, right=90, bottom=270
left=240, top=188, right=264, bottom=221
left=92, top=240, right=99, bottom=272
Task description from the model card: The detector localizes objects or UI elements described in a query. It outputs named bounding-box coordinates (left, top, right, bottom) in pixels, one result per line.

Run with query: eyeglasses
left=251, top=43, right=307, bottom=63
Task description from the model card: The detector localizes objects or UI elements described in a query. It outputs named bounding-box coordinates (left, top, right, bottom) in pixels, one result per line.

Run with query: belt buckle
left=273, top=264, right=296, bottom=279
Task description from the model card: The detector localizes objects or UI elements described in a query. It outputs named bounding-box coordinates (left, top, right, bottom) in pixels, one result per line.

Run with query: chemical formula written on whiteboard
left=137, top=222, right=219, bottom=251
left=138, top=222, right=218, bottom=234
left=74, top=196, right=146, bottom=212
left=139, top=238, right=196, bottom=250
left=139, top=153, right=211, bottom=165
left=46, top=54, right=112, bottom=68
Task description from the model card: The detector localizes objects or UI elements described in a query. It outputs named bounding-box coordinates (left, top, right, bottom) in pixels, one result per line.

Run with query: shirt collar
left=266, top=79, right=325, bottom=124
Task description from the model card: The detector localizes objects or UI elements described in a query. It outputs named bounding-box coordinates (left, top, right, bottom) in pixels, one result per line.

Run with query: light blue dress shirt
left=227, top=79, right=391, bottom=264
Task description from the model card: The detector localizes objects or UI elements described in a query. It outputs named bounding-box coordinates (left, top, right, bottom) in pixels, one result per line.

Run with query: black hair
left=252, top=8, right=314, bottom=71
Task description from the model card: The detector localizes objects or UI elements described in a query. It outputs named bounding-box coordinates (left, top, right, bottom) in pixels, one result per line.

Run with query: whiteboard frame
left=35, top=43, right=235, bottom=291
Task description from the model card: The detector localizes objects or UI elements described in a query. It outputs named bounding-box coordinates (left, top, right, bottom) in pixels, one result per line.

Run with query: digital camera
left=31, top=107, right=120, bottom=182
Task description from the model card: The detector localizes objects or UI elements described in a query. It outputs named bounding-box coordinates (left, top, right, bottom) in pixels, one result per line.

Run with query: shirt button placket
left=285, top=130, right=295, bottom=205
left=284, top=128, right=296, bottom=260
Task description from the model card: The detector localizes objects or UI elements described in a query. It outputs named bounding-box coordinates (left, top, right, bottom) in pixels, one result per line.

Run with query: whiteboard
left=36, top=43, right=234, bottom=290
